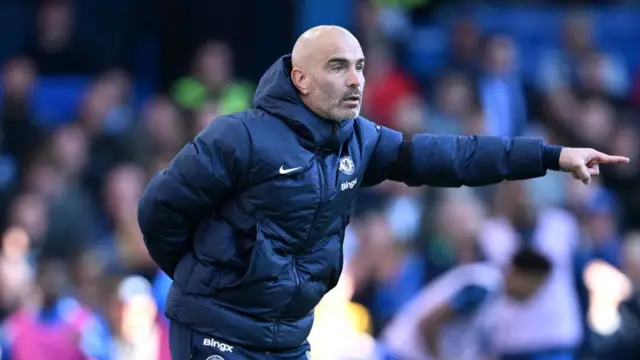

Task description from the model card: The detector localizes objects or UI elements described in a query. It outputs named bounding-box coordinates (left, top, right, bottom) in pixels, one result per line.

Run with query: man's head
left=36, top=259, right=70, bottom=308
left=291, top=25, right=365, bottom=122
left=503, top=248, right=551, bottom=302
left=493, top=181, right=536, bottom=229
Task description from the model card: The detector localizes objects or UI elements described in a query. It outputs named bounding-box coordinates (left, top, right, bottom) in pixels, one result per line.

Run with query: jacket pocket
left=212, top=220, right=288, bottom=290
left=208, top=238, right=264, bottom=291
left=213, top=220, right=296, bottom=316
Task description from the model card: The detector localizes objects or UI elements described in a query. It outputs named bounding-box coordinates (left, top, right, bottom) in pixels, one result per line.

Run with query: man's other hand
left=559, top=148, right=630, bottom=185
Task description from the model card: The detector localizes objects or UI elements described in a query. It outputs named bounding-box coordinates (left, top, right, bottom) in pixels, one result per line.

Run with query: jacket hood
left=253, top=55, right=354, bottom=151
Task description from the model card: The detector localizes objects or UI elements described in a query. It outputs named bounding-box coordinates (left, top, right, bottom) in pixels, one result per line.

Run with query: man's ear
left=291, top=67, right=310, bottom=95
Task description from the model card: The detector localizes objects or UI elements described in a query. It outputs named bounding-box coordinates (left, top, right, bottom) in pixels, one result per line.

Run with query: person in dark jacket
left=137, top=25, right=629, bottom=360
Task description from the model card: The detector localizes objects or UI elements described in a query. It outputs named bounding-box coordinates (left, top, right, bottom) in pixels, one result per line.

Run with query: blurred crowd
left=1, top=0, right=640, bottom=360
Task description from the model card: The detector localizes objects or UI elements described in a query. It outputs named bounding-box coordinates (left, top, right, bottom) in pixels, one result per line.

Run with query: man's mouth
left=343, top=95, right=360, bottom=102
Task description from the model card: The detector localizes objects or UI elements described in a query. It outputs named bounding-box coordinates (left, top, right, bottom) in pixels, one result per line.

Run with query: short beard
left=304, top=87, right=360, bottom=122
left=325, top=107, right=359, bottom=122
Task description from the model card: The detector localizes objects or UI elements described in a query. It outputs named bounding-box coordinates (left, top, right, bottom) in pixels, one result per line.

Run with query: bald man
left=138, top=26, right=629, bottom=359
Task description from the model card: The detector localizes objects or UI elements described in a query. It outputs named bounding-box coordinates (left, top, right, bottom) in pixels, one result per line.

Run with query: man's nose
left=346, top=69, right=361, bottom=88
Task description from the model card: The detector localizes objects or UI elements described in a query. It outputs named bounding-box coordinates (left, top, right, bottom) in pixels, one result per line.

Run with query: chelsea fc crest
left=339, top=156, right=355, bottom=175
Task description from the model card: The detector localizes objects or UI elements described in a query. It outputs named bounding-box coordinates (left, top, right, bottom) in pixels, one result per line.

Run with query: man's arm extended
left=362, top=123, right=561, bottom=188
left=137, top=116, right=250, bottom=278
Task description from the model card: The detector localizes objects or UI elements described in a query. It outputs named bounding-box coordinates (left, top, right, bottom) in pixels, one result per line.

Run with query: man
left=380, top=248, right=552, bottom=360
left=479, top=181, right=583, bottom=360
left=137, top=25, right=629, bottom=360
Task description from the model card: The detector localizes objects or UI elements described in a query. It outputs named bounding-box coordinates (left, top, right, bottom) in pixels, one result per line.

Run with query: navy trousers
left=168, top=321, right=312, bottom=360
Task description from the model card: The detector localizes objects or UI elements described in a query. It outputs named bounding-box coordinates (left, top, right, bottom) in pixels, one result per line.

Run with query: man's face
left=36, top=261, right=69, bottom=304
left=306, top=39, right=365, bottom=122
left=504, top=270, right=547, bottom=302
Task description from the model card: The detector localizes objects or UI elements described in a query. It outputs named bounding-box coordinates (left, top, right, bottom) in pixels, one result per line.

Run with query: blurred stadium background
left=1, top=0, right=640, bottom=359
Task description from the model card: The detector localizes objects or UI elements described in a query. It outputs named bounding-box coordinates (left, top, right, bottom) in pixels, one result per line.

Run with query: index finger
left=595, top=153, right=630, bottom=164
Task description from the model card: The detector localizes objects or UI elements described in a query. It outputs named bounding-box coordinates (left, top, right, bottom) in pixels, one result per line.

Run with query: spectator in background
left=480, top=181, right=583, bottom=360
left=383, top=180, right=426, bottom=246
left=106, top=275, right=171, bottom=360
left=576, top=51, right=627, bottom=99
left=575, top=97, right=616, bottom=150
left=350, top=213, right=425, bottom=337
left=537, top=10, right=629, bottom=97
left=76, top=73, right=140, bottom=203
left=583, top=243, right=638, bottom=360
left=427, top=72, right=478, bottom=135
left=574, top=188, right=622, bottom=271
left=361, top=44, right=419, bottom=128
left=381, top=248, right=552, bottom=360
left=388, top=93, right=427, bottom=136
left=137, top=95, right=187, bottom=164
left=7, top=193, right=49, bottom=254
left=39, top=125, right=96, bottom=260
left=171, top=41, right=254, bottom=114
left=31, top=1, right=83, bottom=73
left=98, top=164, right=156, bottom=279
left=0, top=259, right=88, bottom=360
left=419, top=189, right=487, bottom=283
left=601, top=124, right=640, bottom=231
left=478, top=34, right=528, bottom=138
left=57, top=264, right=112, bottom=360
left=354, top=0, right=388, bottom=54
left=0, top=57, right=42, bottom=177
left=96, top=70, right=136, bottom=134
left=539, top=93, right=618, bottom=174
left=571, top=186, right=623, bottom=351
left=70, top=249, right=109, bottom=317
left=446, top=18, right=482, bottom=78
left=25, top=0, right=91, bottom=75
left=0, top=227, right=33, bottom=322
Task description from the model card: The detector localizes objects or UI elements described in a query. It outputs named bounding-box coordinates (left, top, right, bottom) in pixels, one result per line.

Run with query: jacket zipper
left=303, top=124, right=338, bottom=247
left=277, top=124, right=337, bottom=348
left=271, top=320, right=279, bottom=349
left=304, top=156, right=325, bottom=247
left=292, top=256, right=299, bottom=285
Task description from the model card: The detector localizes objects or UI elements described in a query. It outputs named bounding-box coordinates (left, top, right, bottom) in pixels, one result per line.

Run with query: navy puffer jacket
left=137, top=55, right=560, bottom=350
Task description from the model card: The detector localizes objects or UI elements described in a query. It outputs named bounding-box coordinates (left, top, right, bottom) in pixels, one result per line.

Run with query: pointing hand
left=559, top=148, right=630, bottom=185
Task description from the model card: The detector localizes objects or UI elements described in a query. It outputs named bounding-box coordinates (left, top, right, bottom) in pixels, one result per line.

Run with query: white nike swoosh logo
left=279, top=166, right=302, bottom=175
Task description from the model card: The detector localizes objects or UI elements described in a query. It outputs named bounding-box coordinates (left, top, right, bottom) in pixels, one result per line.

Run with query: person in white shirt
left=479, top=181, right=583, bottom=360
left=379, top=248, right=552, bottom=360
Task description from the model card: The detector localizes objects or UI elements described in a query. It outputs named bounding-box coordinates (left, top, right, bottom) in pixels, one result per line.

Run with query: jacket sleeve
left=137, top=116, right=251, bottom=278
left=362, top=125, right=562, bottom=188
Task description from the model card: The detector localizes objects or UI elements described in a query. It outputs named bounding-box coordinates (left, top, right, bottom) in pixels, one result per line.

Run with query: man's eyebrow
left=327, top=57, right=366, bottom=64
left=327, top=57, right=348, bottom=64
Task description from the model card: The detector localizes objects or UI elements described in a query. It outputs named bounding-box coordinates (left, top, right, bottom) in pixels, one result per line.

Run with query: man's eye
left=356, top=64, right=364, bottom=71
left=332, top=66, right=343, bottom=72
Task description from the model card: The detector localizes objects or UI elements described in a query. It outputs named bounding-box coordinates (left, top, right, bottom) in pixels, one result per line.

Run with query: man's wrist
left=542, top=144, right=563, bottom=171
